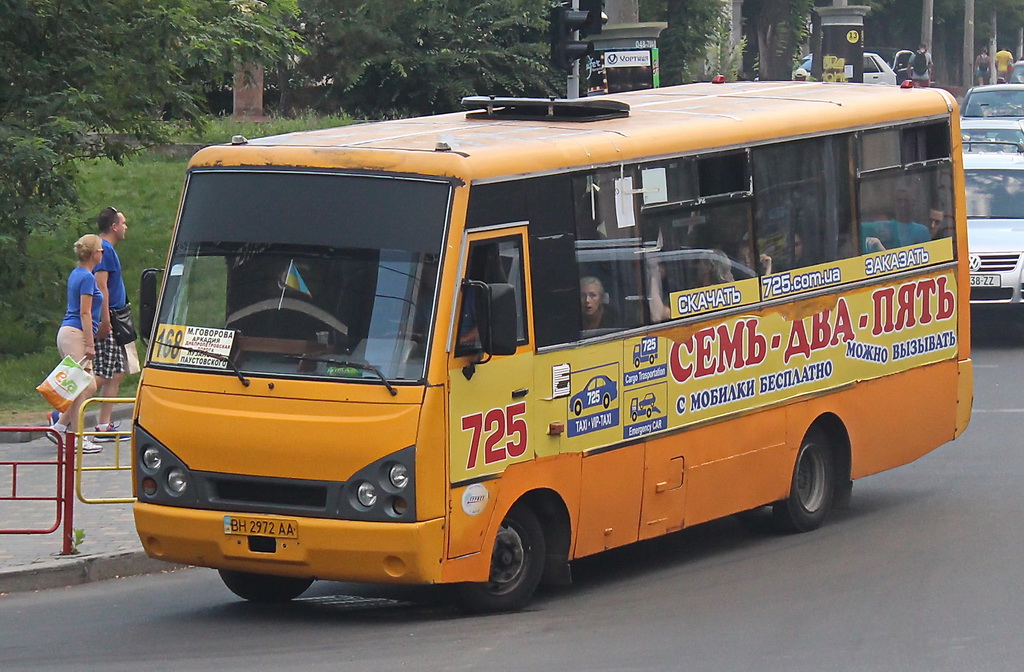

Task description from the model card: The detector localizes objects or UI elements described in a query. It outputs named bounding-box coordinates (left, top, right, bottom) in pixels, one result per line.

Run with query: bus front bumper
left=134, top=502, right=445, bottom=584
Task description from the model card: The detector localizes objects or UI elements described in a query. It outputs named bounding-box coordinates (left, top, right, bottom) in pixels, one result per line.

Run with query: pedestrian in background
left=92, top=206, right=129, bottom=442
left=995, top=47, right=1014, bottom=83
left=975, top=47, right=991, bottom=85
left=910, top=43, right=933, bottom=88
left=48, top=235, right=104, bottom=454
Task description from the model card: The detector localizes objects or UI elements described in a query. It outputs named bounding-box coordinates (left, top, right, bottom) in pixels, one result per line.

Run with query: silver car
left=961, top=84, right=1024, bottom=119
left=961, top=118, right=1024, bottom=153
left=964, top=152, right=1024, bottom=312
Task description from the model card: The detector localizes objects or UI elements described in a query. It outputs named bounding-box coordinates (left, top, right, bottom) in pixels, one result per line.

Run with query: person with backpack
left=910, top=43, right=933, bottom=87
left=975, top=47, right=991, bottom=85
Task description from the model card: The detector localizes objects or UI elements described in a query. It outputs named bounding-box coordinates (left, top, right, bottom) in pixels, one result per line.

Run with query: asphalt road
left=1, top=326, right=1022, bottom=672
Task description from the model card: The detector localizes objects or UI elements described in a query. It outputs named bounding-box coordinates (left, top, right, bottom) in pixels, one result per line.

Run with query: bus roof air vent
left=461, top=96, right=629, bottom=122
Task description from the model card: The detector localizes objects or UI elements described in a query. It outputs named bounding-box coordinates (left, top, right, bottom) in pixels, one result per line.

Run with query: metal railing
left=0, top=427, right=76, bottom=555
left=75, top=397, right=135, bottom=504
left=1, top=396, right=136, bottom=556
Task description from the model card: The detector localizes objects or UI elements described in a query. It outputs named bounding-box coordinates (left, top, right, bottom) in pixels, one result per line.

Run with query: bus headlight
left=388, top=463, right=409, bottom=489
left=167, top=468, right=188, bottom=495
left=356, top=482, right=377, bottom=507
left=142, top=447, right=163, bottom=472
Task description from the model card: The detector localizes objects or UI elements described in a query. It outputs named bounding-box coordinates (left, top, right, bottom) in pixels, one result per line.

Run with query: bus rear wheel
left=218, top=569, right=314, bottom=602
left=454, top=505, right=546, bottom=613
left=773, top=427, right=835, bottom=534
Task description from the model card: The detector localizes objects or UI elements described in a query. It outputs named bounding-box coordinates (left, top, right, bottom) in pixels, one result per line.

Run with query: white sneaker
left=79, top=437, right=103, bottom=454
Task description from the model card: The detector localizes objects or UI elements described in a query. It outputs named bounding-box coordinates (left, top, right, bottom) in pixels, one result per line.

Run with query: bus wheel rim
left=487, top=523, right=527, bottom=594
left=796, top=445, right=827, bottom=512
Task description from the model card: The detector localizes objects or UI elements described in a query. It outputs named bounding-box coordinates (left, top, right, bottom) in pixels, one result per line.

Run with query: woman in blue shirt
left=49, top=234, right=104, bottom=453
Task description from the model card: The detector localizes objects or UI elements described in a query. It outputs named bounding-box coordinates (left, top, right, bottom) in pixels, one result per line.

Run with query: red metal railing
left=0, top=427, right=76, bottom=555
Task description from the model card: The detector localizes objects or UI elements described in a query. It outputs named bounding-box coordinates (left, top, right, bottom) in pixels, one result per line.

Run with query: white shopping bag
left=124, top=341, right=141, bottom=375
left=36, top=356, right=94, bottom=412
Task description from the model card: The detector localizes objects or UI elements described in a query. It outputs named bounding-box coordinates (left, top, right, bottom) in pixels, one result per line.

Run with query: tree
left=0, top=0, right=301, bottom=353
left=641, top=0, right=723, bottom=85
left=290, top=0, right=559, bottom=118
left=745, top=0, right=814, bottom=81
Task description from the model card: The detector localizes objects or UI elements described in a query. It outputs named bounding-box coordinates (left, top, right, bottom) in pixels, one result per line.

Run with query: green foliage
left=643, top=0, right=723, bottom=85
left=703, top=8, right=747, bottom=81
left=746, top=0, right=814, bottom=81
left=0, top=0, right=302, bottom=355
left=71, top=528, right=86, bottom=553
left=172, top=112, right=356, bottom=144
left=292, top=0, right=560, bottom=117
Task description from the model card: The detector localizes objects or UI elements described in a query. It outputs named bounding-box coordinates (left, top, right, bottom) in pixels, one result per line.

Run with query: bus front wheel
left=218, top=569, right=313, bottom=602
left=773, top=427, right=835, bottom=534
left=454, top=505, right=546, bottom=613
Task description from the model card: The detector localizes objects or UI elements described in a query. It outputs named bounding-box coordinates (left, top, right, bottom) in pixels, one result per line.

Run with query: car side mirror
left=139, top=267, right=162, bottom=340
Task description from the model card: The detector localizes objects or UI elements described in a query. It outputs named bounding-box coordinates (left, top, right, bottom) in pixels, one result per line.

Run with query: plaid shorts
left=93, top=332, right=127, bottom=379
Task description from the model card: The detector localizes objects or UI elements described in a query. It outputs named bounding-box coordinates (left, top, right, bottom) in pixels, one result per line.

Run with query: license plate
left=970, top=274, right=999, bottom=287
left=223, top=515, right=298, bottom=538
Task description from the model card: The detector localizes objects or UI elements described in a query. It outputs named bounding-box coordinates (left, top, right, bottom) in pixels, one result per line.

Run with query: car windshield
left=962, top=127, right=1024, bottom=152
left=153, top=170, right=451, bottom=384
left=962, top=89, right=1024, bottom=117
left=965, top=169, right=1024, bottom=218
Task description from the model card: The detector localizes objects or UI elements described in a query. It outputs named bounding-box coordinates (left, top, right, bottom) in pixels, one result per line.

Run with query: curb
left=0, top=551, right=189, bottom=595
left=3, top=405, right=135, bottom=444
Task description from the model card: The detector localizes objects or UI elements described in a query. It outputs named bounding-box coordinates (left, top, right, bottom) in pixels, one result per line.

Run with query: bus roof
left=191, top=82, right=957, bottom=180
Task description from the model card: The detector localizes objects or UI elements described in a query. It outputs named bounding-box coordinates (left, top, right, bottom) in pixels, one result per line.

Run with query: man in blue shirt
left=93, top=206, right=130, bottom=440
left=861, top=189, right=931, bottom=253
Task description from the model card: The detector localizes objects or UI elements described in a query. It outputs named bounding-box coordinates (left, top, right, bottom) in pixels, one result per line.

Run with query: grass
left=1, top=114, right=356, bottom=424
left=173, top=112, right=357, bottom=144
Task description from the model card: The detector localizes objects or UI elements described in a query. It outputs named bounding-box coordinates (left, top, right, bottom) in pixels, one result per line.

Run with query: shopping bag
left=124, top=341, right=141, bottom=375
left=36, top=356, right=94, bottom=412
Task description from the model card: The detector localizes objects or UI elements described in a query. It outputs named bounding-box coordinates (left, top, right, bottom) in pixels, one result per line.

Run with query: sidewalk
left=0, top=404, right=186, bottom=594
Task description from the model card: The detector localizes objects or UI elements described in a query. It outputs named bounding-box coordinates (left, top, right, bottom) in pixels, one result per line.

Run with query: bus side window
left=752, top=135, right=855, bottom=272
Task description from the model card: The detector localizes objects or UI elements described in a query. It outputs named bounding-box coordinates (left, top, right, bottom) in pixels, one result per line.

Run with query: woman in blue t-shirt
left=49, top=234, right=104, bottom=452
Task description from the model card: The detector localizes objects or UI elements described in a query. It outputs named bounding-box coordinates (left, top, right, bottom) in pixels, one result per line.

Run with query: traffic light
left=549, top=1, right=603, bottom=72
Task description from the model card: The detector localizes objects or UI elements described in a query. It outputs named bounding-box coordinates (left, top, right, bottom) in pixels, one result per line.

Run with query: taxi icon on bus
left=571, top=374, right=618, bottom=417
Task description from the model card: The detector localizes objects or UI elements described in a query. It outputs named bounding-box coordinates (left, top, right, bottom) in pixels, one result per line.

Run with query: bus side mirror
left=465, top=280, right=518, bottom=358
left=139, top=267, right=162, bottom=340
left=482, top=282, right=518, bottom=356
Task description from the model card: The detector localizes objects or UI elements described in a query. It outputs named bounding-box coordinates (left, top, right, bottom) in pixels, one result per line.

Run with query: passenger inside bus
left=580, top=276, right=612, bottom=331
left=860, top=189, right=931, bottom=253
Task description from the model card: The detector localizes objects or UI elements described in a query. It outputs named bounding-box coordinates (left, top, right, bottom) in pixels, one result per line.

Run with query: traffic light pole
left=568, top=0, right=580, bottom=99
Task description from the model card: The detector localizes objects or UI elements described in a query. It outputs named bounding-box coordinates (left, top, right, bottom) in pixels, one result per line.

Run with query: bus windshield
left=154, top=170, right=451, bottom=383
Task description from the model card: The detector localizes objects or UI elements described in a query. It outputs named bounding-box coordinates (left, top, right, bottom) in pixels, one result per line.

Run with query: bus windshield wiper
left=154, top=341, right=251, bottom=387
left=287, top=355, right=398, bottom=396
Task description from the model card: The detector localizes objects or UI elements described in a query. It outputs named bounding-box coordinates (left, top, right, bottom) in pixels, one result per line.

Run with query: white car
left=794, top=52, right=897, bottom=85
left=963, top=152, right=1024, bottom=313
left=960, top=118, right=1024, bottom=153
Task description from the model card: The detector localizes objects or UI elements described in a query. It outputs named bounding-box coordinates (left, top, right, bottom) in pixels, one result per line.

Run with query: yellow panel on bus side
left=575, top=443, right=644, bottom=558
left=447, top=346, right=534, bottom=560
